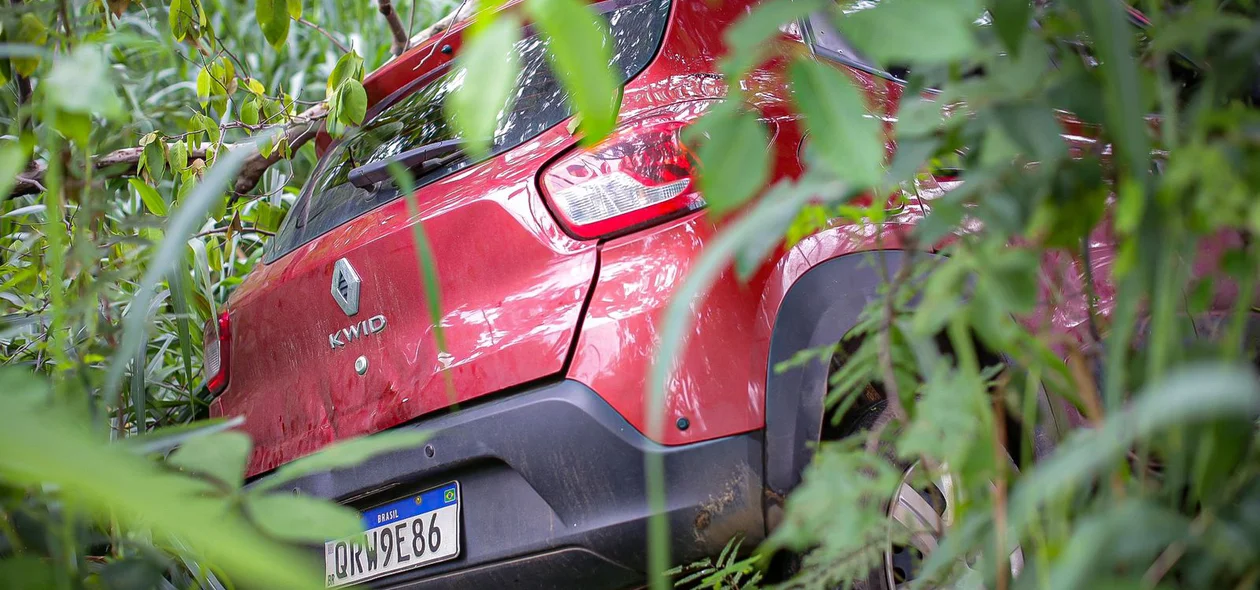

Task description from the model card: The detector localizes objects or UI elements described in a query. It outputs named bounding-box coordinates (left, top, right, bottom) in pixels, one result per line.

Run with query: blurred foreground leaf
left=0, top=368, right=322, bottom=589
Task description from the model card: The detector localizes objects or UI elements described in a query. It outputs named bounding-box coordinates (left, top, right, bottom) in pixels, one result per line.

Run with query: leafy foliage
left=0, top=0, right=455, bottom=585
left=4, top=0, right=1260, bottom=588
left=657, top=0, right=1260, bottom=589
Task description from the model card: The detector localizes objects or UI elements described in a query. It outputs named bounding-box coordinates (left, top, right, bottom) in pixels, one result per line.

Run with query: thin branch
left=377, top=0, right=410, bottom=56
left=297, top=17, right=350, bottom=53
left=194, top=226, right=274, bottom=238
left=229, top=105, right=327, bottom=198
left=6, top=105, right=328, bottom=199
left=409, top=0, right=473, bottom=59
left=865, top=245, right=916, bottom=454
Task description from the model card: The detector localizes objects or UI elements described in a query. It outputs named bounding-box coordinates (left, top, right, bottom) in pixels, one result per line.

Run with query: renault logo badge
left=331, top=258, right=361, bottom=316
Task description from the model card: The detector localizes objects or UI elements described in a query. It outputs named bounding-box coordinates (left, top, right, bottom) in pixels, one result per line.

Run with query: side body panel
left=565, top=0, right=915, bottom=445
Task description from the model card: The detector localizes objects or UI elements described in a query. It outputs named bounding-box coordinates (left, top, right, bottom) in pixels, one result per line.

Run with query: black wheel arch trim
left=763, top=250, right=933, bottom=504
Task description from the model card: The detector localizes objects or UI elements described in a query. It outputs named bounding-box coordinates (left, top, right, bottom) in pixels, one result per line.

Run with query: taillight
left=540, top=102, right=712, bottom=239
left=203, top=310, right=231, bottom=395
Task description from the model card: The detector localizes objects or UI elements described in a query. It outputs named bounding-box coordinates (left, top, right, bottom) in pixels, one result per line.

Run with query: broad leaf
left=0, top=141, right=28, bottom=199
left=130, top=179, right=167, bottom=216
left=446, top=16, right=521, bottom=158
left=0, top=368, right=322, bottom=588
left=834, top=0, right=978, bottom=67
left=337, top=79, right=367, bottom=126
left=989, top=0, right=1032, bottom=54
left=527, top=0, right=619, bottom=144
left=721, top=0, right=822, bottom=77
left=168, top=431, right=252, bottom=489
left=693, top=106, right=771, bottom=217
left=327, top=50, right=364, bottom=95
left=246, top=494, right=360, bottom=543
left=45, top=46, right=124, bottom=120
left=255, top=0, right=290, bottom=49
left=789, top=58, right=885, bottom=188
left=169, top=0, right=195, bottom=41
left=1068, top=0, right=1149, bottom=179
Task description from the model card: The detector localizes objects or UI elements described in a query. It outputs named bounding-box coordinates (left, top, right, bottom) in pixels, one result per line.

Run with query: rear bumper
left=266, top=380, right=765, bottom=589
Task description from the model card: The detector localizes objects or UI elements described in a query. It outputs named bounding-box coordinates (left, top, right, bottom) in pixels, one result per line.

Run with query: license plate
left=325, top=482, right=462, bottom=587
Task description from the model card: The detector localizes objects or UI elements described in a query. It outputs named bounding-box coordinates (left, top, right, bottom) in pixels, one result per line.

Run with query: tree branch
left=407, top=1, right=473, bottom=49
left=377, top=0, right=410, bottom=57
left=297, top=17, right=350, bottom=54
left=230, top=105, right=327, bottom=197
left=7, top=105, right=327, bottom=200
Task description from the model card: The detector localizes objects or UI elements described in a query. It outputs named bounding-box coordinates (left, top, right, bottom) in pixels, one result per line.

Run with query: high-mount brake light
left=540, top=103, right=712, bottom=239
left=203, top=310, right=231, bottom=395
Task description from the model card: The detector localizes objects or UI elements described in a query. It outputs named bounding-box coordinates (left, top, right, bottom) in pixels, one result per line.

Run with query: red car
left=201, top=1, right=1195, bottom=588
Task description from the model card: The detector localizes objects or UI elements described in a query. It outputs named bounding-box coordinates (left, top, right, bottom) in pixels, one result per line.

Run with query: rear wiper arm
left=348, top=139, right=464, bottom=189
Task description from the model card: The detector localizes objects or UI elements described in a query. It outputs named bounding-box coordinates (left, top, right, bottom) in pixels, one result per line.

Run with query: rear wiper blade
left=348, top=139, right=464, bottom=189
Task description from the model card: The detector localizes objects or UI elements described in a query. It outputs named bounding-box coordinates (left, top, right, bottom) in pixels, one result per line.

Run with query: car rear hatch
left=212, top=0, right=674, bottom=476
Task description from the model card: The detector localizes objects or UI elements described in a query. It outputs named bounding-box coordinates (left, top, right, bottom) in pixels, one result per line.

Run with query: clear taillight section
left=203, top=311, right=231, bottom=395
left=540, top=102, right=712, bottom=239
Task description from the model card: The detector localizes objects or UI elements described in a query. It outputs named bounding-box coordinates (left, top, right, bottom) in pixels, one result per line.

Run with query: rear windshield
left=266, top=0, right=672, bottom=262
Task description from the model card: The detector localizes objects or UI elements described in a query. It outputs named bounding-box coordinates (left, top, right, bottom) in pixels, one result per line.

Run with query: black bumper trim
left=262, top=380, right=765, bottom=589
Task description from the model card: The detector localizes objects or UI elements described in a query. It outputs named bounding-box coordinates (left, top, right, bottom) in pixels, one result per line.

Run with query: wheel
left=844, top=400, right=1025, bottom=590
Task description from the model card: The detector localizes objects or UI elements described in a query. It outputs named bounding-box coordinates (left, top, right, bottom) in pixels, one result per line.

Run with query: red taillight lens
left=203, top=311, right=231, bottom=395
left=540, top=102, right=712, bottom=239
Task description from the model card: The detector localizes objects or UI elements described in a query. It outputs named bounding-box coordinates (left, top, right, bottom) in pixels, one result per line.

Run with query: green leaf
left=734, top=175, right=831, bottom=279
left=446, top=15, right=521, bottom=158
left=0, top=140, right=29, bottom=199
left=246, top=494, right=360, bottom=543
left=0, top=556, right=55, bottom=589
left=12, top=13, right=48, bottom=77
left=286, top=0, right=302, bottom=20
left=923, top=364, right=1260, bottom=583
left=895, top=96, right=944, bottom=138
left=168, top=431, right=252, bottom=489
left=142, top=140, right=167, bottom=181
left=245, top=77, right=266, bottom=95
left=253, top=201, right=284, bottom=233
left=130, top=179, right=167, bottom=216
left=1068, top=0, right=1148, bottom=179
left=169, top=0, right=195, bottom=41
left=171, top=261, right=197, bottom=393
left=195, top=67, right=212, bottom=105
left=192, top=112, right=220, bottom=144
left=989, top=0, right=1031, bottom=54
left=336, top=79, right=367, bottom=126
left=834, top=0, right=978, bottom=67
left=993, top=103, right=1067, bottom=164
left=241, top=99, right=260, bottom=126
left=327, top=50, right=364, bottom=96
left=721, top=0, right=822, bottom=78
left=169, top=140, right=189, bottom=171
left=254, top=430, right=430, bottom=492
left=129, top=340, right=146, bottom=431
left=692, top=105, right=771, bottom=217
left=0, top=368, right=322, bottom=588
left=45, top=46, right=123, bottom=119
left=789, top=58, right=885, bottom=188
left=526, top=0, right=619, bottom=144
left=255, top=0, right=290, bottom=49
